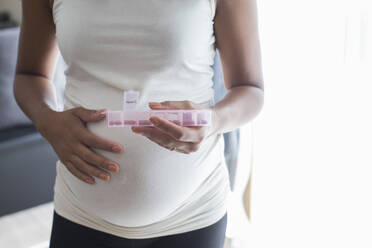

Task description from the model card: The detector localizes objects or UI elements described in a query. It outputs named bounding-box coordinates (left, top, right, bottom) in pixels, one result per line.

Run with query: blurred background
left=0, top=0, right=371, bottom=247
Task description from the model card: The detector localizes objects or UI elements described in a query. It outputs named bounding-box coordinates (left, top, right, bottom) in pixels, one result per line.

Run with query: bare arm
left=211, top=0, right=265, bottom=135
left=13, top=0, right=123, bottom=184
left=14, top=0, right=59, bottom=128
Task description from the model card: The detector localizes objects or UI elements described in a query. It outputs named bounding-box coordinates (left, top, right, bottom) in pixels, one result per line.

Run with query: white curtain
left=227, top=0, right=372, bottom=247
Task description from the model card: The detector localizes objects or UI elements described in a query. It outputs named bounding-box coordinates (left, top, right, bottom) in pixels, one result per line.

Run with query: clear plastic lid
left=123, top=90, right=139, bottom=110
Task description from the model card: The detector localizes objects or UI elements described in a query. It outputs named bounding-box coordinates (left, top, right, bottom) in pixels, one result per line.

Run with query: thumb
left=148, top=100, right=195, bottom=110
left=73, top=107, right=106, bottom=122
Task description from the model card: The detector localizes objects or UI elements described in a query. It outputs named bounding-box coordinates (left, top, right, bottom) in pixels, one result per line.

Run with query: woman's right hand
left=36, top=106, right=123, bottom=185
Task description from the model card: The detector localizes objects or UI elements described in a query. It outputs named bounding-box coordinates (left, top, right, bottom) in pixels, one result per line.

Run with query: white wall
left=248, top=0, right=372, bottom=247
left=0, top=0, right=22, bottom=24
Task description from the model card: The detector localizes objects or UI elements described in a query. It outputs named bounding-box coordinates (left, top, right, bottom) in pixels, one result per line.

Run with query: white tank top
left=52, top=0, right=231, bottom=239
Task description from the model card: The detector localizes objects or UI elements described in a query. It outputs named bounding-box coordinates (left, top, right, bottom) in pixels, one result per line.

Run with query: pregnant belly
left=59, top=117, right=222, bottom=227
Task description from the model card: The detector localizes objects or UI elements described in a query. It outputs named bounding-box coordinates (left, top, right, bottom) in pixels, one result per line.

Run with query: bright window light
left=226, top=0, right=372, bottom=247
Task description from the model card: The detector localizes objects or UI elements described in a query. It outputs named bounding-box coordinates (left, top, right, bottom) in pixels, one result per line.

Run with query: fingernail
left=100, top=174, right=110, bottom=181
left=86, top=178, right=95, bottom=184
left=132, top=127, right=143, bottom=133
left=149, top=102, right=161, bottom=106
left=108, top=163, right=119, bottom=172
left=149, top=103, right=163, bottom=108
left=150, top=117, right=159, bottom=125
left=112, top=145, right=122, bottom=152
left=95, top=109, right=106, bottom=117
left=95, top=109, right=106, bottom=114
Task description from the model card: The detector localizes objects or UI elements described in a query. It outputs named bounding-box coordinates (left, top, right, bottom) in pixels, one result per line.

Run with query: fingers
left=147, top=100, right=206, bottom=142
left=70, top=106, right=123, bottom=153
left=78, top=127, right=123, bottom=153
left=70, top=155, right=111, bottom=182
left=77, top=144, right=120, bottom=173
left=149, top=116, right=186, bottom=140
left=51, top=107, right=123, bottom=185
left=72, top=107, right=107, bottom=123
left=148, top=116, right=204, bottom=143
left=149, top=100, right=200, bottom=110
left=146, top=133, right=179, bottom=152
left=63, top=161, right=95, bottom=184
left=132, top=126, right=199, bottom=154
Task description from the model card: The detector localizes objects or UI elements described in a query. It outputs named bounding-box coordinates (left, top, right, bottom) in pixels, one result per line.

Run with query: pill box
left=107, top=90, right=212, bottom=127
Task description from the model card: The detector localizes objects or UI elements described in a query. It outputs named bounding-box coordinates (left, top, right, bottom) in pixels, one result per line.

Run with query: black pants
left=49, top=210, right=228, bottom=248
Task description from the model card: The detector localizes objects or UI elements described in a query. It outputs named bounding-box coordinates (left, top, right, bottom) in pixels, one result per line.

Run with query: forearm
left=13, top=74, right=58, bottom=130
left=210, top=84, right=264, bottom=135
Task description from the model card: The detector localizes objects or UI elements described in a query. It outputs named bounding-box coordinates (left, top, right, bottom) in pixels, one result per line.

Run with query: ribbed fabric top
left=52, top=0, right=231, bottom=239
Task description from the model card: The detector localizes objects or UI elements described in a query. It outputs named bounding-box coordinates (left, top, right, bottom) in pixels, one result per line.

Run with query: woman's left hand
left=131, top=100, right=219, bottom=154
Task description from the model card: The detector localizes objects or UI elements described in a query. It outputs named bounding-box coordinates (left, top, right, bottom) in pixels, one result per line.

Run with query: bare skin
left=14, top=0, right=264, bottom=185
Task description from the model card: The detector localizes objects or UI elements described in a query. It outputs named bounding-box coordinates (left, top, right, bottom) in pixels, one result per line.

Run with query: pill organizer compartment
left=107, top=111, right=123, bottom=127
left=182, top=111, right=197, bottom=126
left=123, top=90, right=139, bottom=111
left=137, top=110, right=152, bottom=126
left=123, top=110, right=137, bottom=126
left=150, top=111, right=168, bottom=121
left=166, top=111, right=182, bottom=125
left=197, top=110, right=211, bottom=125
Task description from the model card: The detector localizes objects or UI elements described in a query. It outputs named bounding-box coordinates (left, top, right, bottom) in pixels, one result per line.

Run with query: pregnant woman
left=14, top=0, right=264, bottom=247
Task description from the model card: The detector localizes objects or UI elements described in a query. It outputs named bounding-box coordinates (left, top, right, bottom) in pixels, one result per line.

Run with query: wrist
left=34, top=105, right=58, bottom=135
left=206, top=106, right=222, bottom=138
